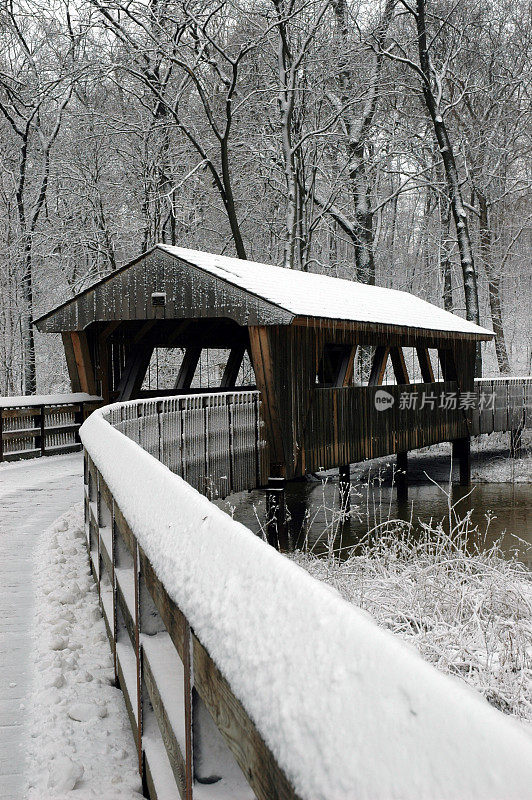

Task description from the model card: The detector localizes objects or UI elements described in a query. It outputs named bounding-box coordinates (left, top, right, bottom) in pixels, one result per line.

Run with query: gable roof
left=159, top=245, right=493, bottom=337
left=34, top=244, right=493, bottom=338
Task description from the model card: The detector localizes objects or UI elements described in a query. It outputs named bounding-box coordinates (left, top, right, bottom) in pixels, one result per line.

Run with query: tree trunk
left=349, top=148, right=375, bottom=284
left=416, top=0, right=482, bottom=375
left=21, top=240, right=36, bottom=394
left=436, top=161, right=453, bottom=311
left=478, top=193, right=511, bottom=374
left=220, top=137, right=247, bottom=259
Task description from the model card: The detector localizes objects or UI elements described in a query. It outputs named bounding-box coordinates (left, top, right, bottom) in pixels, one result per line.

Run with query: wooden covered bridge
left=34, top=244, right=498, bottom=493
left=1, top=244, right=531, bottom=800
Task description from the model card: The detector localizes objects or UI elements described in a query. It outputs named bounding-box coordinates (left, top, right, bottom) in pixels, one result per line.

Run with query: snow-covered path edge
left=25, top=504, right=143, bottom=800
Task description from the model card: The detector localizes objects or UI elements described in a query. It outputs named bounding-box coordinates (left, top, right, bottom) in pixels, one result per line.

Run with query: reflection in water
left=231, top=480, right=532, bottom=568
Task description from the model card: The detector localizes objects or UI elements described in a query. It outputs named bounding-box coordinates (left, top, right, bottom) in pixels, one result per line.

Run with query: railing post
left=266, top=476, right=288, bottom=551
left=452, top=437, right=471, bottom=486
left=74, top=402, right=84, bottom=444
left=0, top=408, right=3, bottom=463
left=183, top=620, right=194, bottom=800
left=36, top=404, right=46, bottom=457
left=396, top=451, right=408, bottom=503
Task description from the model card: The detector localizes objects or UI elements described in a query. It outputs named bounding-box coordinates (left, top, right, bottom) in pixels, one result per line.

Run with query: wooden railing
left=81, top=394, right=532, bottom=800
left=106, top=391, right=267, bottom=498
left=472, top=377, right=532, bottom=435
left=298, top=377, right=532, bottom=474
left=85, top=452, right=296, bottom=800
left=0, top=393, right=102, bottom=463
left=299, top=381, right=466, bottom=473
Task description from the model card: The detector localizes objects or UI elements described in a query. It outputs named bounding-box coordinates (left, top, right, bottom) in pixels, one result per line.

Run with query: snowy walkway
left=0, top=454, right=83, bottom=800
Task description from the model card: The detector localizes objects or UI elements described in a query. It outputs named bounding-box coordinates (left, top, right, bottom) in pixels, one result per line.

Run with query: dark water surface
left=229, top=449, right=531, bottom=567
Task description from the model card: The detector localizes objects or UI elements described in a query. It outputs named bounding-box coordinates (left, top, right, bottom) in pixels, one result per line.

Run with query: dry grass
left=291, top=483, right=532, bottom=725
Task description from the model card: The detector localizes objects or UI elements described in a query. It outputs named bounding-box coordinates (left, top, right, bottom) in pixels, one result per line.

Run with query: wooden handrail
left=81, top=390, right=532, bottom=800
left=85, top=450, right=299, bottom=800
left=0, top=394, right=102, bottom=462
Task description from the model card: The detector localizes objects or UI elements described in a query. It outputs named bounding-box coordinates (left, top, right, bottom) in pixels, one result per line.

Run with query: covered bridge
left=35, top=245, right=493, bottom=482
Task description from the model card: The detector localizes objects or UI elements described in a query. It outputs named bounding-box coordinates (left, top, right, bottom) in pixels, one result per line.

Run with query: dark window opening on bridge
left=141, top=347, right=256, bottom=394
left=317, top=345, right=443, bottom=388
left=317, top=344, right=354, bottom=387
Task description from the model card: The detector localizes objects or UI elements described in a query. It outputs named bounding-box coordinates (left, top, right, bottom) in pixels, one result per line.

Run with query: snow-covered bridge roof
left=35, top=244, right=493, bottom=338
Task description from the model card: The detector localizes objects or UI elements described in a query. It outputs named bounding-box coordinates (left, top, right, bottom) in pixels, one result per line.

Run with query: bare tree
left=0, top=2, right=77, bottom=392
left=382, top=0, right=482, bottom=371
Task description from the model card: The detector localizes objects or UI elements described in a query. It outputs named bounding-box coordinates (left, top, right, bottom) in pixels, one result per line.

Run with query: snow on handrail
left=80, top=396, right=532, bottom=800
left=0, top=392, right=102, bottom=408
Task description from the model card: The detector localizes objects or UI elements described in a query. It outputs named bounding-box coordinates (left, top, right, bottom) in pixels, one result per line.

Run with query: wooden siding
left=247, top=326, right=478, bottom=477
left=35, top=249, right=293, bottom=332
left=299, top=382, right=467, bottom=474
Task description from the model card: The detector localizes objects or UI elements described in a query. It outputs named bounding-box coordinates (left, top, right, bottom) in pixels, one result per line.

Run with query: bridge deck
left=0, top=454, right=83, bottom=799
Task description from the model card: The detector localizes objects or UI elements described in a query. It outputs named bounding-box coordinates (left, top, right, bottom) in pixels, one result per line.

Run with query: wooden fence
left=299, top=381, right=466, bottom=473
left=0, top=393, right=102, bottom=463
left=472, top=377, right=532, bottom=435
left=84, top=442, right=296, bottom=800
left=106, top=391, right=267, bottom=499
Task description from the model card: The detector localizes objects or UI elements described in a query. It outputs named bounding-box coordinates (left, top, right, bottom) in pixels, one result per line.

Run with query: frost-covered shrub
left=292, top=507, right=532, bottom=724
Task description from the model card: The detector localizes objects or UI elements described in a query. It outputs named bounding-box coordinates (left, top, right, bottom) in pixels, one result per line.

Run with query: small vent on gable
left=151, top=291, right=166, bottom=307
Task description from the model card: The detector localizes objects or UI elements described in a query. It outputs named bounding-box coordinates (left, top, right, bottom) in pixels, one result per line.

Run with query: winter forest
left=0, top=0, right=530, bottom=396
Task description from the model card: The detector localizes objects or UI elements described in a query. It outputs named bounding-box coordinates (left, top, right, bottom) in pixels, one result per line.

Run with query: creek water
left=227, top=447, right=532, bottom=567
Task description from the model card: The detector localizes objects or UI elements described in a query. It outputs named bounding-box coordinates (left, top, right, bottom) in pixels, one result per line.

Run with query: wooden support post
left=390, top=347, right=410, bottom=385
left=117, top=344, right=154, bottom=401
left=452, top=437, right=471, bottom=486
left=338, top=464, right=351, bottom=512
left=0, top=408, right=4, bottom=463
left=396, top=451, right=408, bottom=503
left=62, top=332, right=82, bottom=393
left=220, top=343, right=246, bottom=388
left=70, top=331, right=97, bottom=395
left=265, top=477, right=288, bottom=551
left=248, top=326, right=286, bottom=472
left=175, top=346, right=201, bottom=390
left=342, top=345, right=357, bottom=387
left=368, top=346, right=390, bottom=386
left=416, top=347, right=435, bottom=383
left=438, top=348, right=458, bottom=382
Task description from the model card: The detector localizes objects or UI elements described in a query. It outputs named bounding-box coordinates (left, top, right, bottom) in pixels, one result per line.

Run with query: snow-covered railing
left=80, top=400, right=532, bottom=800
left=472, top=376, right=532, bottom=436
left=105, top=391, right=267, bottom=498
left=0, top=393, right=102, bottom=463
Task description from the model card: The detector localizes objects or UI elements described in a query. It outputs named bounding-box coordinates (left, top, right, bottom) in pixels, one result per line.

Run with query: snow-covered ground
left=26, top=504, right=142, bottom=799
left=0, top=454, right=140, bottom=799
left=0, top=455, right=84, bottom=800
